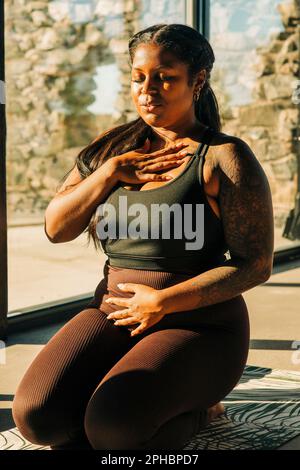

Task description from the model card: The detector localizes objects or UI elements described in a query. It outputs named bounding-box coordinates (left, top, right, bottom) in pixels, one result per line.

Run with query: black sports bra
left=96, top=127, right=227, bottom=274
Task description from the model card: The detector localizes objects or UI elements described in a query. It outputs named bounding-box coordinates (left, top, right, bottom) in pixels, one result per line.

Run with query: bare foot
left=206, top=402, right=225, bottom=424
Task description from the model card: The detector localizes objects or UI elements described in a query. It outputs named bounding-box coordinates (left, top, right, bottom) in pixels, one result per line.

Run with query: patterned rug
left=1, top=365, right=300, bottom=451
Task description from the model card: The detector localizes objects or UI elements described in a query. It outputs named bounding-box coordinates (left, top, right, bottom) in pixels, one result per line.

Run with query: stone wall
left=5, top=0, right=184, bottom=222
left=215, top=0, right=300, bottom=227
left=5, top=0, right=300, bottom=230
left=6, top=0, right=110, bottom=220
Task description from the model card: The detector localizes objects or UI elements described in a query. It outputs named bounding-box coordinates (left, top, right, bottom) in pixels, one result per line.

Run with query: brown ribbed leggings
left=12, top=261, right=250, bottom=450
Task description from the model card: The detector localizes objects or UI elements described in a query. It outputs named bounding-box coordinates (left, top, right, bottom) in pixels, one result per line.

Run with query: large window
left=5, top=0, right=187, bottom=314
left=209, top=0, right=300, bottom=251
left=4, top=0, right=300, bottom=318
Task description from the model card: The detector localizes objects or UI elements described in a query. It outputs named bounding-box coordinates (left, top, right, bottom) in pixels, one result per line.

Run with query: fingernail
left=165, top=175, right=173, bottom=180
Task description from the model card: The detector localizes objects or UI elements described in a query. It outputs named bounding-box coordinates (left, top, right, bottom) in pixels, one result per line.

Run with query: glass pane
left=209, top=0, right=300, bottom=251
left=6, top=0, right=186, bottom=314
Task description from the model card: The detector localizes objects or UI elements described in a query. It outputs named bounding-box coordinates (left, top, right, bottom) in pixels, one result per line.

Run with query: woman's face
left=130, top=43, right=201, bottom=128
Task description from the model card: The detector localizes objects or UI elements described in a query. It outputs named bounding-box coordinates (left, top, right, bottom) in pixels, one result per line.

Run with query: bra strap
left=194, top=126, right=214, bottom=158
left=197, top=127, right=215, bottom=186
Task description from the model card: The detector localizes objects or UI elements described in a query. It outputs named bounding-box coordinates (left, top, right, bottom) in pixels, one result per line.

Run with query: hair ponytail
left=195, top=82, right=221, bottom=132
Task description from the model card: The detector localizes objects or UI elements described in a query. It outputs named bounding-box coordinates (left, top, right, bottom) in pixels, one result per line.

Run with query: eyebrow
left=132, top=64, right=176, bottom=71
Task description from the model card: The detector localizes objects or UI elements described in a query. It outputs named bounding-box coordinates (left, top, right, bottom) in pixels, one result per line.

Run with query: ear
left=193, top=69, right=207, bottom=92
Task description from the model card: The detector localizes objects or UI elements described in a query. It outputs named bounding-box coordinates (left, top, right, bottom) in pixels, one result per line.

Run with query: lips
left=143, top=103, right=161, bottom=109
left=140, top=102, right=162, bottom=106
left=144, top=105, right=161, bottom=114
left=139, top=98, right=163, bottom=107
left=140, top=101, right=163, bottom=113
left=146, top=101, right=161, bottom=106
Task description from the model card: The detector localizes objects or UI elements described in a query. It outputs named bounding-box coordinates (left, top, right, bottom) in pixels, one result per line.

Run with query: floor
left=1, top=225, right=300, bottom=449
left=7, top=225, right=299, bottom=313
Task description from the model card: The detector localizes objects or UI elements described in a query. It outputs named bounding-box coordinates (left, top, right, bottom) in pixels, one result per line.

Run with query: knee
left=84, top=387, right=152, bottom=450
left=12, top=391, right=62, bottom=446
left=12, top=393, right=46, bottom=445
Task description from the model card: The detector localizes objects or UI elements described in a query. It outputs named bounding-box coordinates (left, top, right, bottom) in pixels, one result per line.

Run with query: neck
left=151, top=116, right=206, bottom=145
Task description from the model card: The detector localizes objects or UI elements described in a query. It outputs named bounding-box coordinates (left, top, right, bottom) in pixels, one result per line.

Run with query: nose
left=140, top=76, right=158, bottom=95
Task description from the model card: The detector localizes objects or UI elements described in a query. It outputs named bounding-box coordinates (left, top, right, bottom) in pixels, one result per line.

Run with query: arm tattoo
left=218, top=138, right=274, bottom=274
left=180, top=137, right=275, bottom=308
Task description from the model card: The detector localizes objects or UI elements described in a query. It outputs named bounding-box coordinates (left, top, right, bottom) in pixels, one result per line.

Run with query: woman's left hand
left=105, top=283, right=167, bottom=336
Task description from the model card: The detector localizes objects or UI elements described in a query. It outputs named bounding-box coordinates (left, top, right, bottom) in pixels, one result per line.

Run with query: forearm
left=159, top=258, right=271, bottom=315
left=45, top=161, right=118, bottom=243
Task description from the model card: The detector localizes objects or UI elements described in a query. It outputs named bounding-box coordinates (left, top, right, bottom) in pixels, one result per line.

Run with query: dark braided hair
left=57, top=24, right=221, bottom=252
left=129, top=23, right=220, bottom=131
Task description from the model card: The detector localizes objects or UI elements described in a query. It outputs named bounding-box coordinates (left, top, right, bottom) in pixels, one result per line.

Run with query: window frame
left=0, top=0, right=8, bottom=340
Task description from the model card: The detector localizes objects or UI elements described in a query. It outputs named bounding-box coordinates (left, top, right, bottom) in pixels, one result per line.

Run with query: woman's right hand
left=106, top=138, right=190, bottom=185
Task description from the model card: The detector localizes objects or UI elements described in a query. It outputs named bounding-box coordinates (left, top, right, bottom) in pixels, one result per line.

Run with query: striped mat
left=1, top=365, right=300, bottom=451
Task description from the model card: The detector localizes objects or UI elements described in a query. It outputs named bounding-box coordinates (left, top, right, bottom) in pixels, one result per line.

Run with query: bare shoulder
left=209, top=130, right=259, bottom=175
left=208, top=130, right=249, bottom=163
left=55, top=164, right=83, bottom=197
left=205, top=130, right=268, bottom=188
left=202, top=130, right=244, bottom=197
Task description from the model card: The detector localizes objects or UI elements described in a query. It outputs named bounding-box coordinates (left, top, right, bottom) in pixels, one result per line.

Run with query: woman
left=12, top=24, right=274, bottom=450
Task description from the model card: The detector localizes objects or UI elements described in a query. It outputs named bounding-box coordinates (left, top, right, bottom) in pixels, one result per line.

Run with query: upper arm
left=217, top=137, right=274, bottom=280
left=54, top=126, right=115, bottom=196
left=55, top=164, right=83, bottom=197
left=44, top=164, right=85, bottom=242
left=54, top=127, right=115, bottom=196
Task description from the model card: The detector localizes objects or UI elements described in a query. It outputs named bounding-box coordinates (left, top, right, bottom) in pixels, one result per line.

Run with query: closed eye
left=131, top=75, right=175, bottom=83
